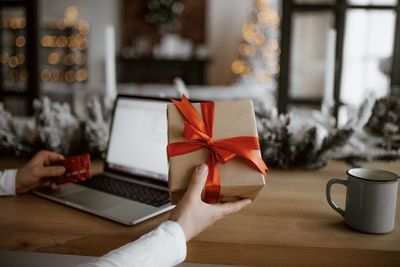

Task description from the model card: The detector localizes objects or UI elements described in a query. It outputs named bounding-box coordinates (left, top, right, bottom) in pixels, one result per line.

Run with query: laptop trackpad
left=60, top=189, right=119, bottom=211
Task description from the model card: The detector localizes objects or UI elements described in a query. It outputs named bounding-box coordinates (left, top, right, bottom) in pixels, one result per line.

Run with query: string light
left=50, top=69, right=62, bottom=81
left=1, top=11, right=90, bottom=85
left=8, top=56, right=18, bottom=68
left=48, top=52, right=61, bottom=65
left=68, top=37, right=78, bottom=49
left=256, top=0, right=268, bottom=9
left=38, top=6, right=89, bottom=84
left=17, top=18, right=26, bottom=29
left=75, top=54, right=86, bottom=65
left=255, top=34, right=266, bottom=46
left=77, top=35, right=88, bottom=49
left=75, top=68, right=88, bottom=82
left=64, top=54, right=74, bottom=65
left=0, top=17, right=26, bottom=85
left=0, top=52, right=9, bottom=64
left=16, top=53, right=25, bottom=65
left=239, top=44, right=256, bottom=56
left=9, top=18, right=19, bottom=29
left=64, top=70, right=75, bottom=83
left=1, top=11, right=91, bottom=85
left=242, top=23, right=256, bottom=42
left=41, top=35, right=55, bottom=47
left=15, top=36, right=26, bottom=47
left=4, top=18, right=26, bottom=29
left=56, top=36, right=68, bottom=47
left=41, top=69, right=51, bottom=81
left=64, top=6, right=78, bottom=26
left=78, top=21, right=90, bottom=34
left=257, top=71, right=271, bottom=81
left=231, top=59, right=250, bottom=75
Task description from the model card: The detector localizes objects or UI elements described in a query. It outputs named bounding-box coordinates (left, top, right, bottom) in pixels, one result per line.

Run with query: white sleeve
left=0, top=169, right=17, bottom=196
left=78, top=220, right=187, bottom=267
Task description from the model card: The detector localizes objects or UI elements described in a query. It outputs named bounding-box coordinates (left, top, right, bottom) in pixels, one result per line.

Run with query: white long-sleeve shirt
left=0, top=170, right=187, bottom=267
left=0, top=169, right=17, bottom=196
left=79, top=220, right=186, bottom=267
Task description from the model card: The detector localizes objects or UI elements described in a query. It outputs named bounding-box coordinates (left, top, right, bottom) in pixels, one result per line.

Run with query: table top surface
left=0, top=158, right=399, bottom=267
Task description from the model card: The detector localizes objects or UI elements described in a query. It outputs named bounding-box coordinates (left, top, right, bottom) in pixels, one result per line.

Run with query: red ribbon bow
left=167, top=96, right=268, bottom=203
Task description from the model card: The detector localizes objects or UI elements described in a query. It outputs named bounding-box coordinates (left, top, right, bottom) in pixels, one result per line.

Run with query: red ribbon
left=167, top=96, right=268, bottom=203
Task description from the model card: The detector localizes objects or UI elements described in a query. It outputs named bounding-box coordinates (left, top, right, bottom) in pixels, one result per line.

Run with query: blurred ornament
left=146, top=0, right=184, bottom=32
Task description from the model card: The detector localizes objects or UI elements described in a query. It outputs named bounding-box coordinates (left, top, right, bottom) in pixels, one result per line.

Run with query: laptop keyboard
left=78, top=175, right=170, bottom=207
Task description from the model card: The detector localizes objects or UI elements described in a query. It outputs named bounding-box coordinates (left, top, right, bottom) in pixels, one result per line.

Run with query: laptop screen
left=106, top=97, right=169, bottom=182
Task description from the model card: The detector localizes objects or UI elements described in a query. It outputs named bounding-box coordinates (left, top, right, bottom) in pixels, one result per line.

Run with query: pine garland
left=1, top=96, right=398, bottom=168
left=257, top=109, right=354, bottom=170
left=366, top=96, right=400, bottom=150
left=83, top=97, right=110, bottom=155
left=0, top=97, right=110, bottom=157
left=257, top=96, right=400, bottom=170
left=0, top=104, right=23, bottom=155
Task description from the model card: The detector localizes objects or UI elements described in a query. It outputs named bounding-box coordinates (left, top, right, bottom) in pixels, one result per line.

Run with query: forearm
left=0, top=169, right=17, bottom=196
left=78, top=220, right=187, bottom=267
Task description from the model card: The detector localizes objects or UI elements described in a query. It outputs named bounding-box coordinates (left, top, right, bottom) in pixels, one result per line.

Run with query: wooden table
left=0, top=158, right=399, bottom=267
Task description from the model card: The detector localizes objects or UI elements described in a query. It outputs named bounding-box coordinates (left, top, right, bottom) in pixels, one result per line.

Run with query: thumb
left=184, top=164, right=208, bottom=200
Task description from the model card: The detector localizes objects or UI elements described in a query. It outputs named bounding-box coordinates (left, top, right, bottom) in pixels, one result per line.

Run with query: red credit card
left=52, top=154, right=91, bottom=185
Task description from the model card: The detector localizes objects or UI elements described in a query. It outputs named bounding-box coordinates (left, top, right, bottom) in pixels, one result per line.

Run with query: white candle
left=105, top=25, right=117, bottom=103
left=322, top=28, right=336, bottom=116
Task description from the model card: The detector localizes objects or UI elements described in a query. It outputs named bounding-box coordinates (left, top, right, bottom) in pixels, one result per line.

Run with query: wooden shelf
left=117, top=56, right=210, bottom=85
left=0, top=0, right=39, bottom=115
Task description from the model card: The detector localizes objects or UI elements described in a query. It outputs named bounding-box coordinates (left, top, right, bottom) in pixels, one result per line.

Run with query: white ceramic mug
left=326, top=168, right=399, bottom=234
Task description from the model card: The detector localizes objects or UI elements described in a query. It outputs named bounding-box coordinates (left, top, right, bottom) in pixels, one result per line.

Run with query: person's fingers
left=216, top=198, right=252, bottom=217
left=41, top=151, right=65, bottom=164
left=33, top=166, right=66, bottom=178
left=32, top=150, right=63, bottom=165
left=184, top=164, right=208, bottom=200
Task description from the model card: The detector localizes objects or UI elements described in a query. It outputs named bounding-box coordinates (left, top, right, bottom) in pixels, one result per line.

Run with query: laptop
left=33, top=95, right=174, bottom=225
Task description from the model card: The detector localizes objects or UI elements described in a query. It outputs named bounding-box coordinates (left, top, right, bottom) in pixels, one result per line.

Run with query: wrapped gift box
left=167, top=98, right=267, bottom=204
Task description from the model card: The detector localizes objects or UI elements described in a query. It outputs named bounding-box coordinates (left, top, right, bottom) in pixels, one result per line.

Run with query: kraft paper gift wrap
left=167, top=98, right=267, bottom=204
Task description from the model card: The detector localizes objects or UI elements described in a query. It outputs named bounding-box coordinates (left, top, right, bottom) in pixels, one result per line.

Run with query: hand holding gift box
left=167, top=96, right=268, bottom=204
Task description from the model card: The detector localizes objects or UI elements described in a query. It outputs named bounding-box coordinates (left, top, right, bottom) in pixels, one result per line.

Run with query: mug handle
left=326, top=179, right=347, bottom=217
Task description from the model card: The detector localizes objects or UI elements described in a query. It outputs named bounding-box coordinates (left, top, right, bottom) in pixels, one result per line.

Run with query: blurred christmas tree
left=231, top=0, right=281, bottom=88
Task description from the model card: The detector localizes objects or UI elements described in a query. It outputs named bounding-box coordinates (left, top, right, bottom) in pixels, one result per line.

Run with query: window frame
left=278, top=0, right=400, bottom=119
